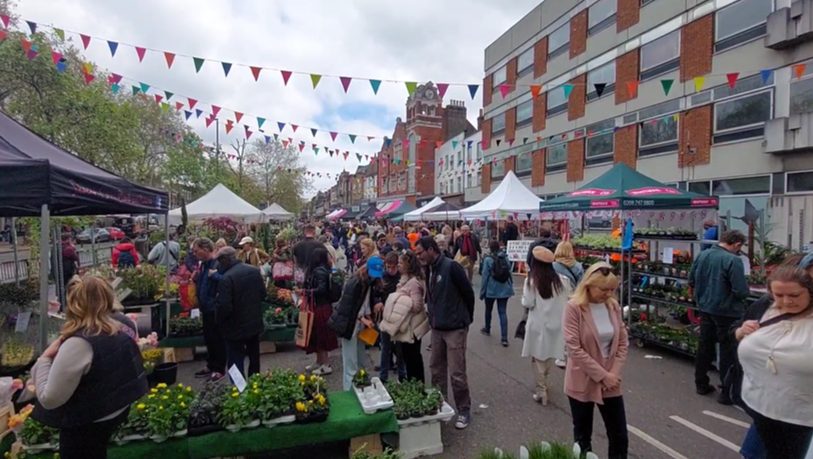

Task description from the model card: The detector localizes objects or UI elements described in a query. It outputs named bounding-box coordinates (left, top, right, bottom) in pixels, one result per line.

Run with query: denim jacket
left=480, top=252, right=514, bottom=300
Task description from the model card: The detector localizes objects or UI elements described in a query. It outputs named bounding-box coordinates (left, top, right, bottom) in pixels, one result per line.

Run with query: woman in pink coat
left=563, top=262, right=629, bottom=459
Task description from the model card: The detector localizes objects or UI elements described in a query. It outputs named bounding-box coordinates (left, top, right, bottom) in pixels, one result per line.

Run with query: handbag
left=725, top=310, right=806, bottom=406
left=514, top=319, right=526, bottom=340
left=295, top=295, right=315, bottom=349
left=358, top=326, right=379, bottom=346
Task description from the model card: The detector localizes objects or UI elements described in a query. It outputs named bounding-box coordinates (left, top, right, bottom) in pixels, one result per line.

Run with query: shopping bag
left=358, top=326, right=379, bottom=346
left=295, top=309, right=314, bottom=349
left=454, top=252, right=472, bottom=269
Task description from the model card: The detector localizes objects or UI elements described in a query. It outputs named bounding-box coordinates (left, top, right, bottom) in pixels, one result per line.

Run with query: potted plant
left=19, top=416, right=59, bottom=452
left=120, top=265, right=166, bottom=304
left=188, top=381, right=227, bottom=436
left=352, top=368, right=372, bottom=389
left=263, top=307, right=289, bottom=330
left=169, top=316, right=203, bottom=337
left=219, top=386, right=253, bottom=431
left=142, top=383, right=194, bottom=442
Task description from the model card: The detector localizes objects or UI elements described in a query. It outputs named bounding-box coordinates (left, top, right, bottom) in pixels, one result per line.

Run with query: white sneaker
left=555, top=359, right=566, bottom=369
left=305, top=363, right=318, bottom=372
left=312, top=364, right=333, bottom=376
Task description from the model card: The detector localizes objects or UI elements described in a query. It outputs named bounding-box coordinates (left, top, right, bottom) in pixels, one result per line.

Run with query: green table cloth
left=160, top=326, right=295, bottom=349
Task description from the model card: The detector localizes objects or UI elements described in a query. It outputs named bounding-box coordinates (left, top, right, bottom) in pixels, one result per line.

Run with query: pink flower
left=275, top=308, right=282, bottom=314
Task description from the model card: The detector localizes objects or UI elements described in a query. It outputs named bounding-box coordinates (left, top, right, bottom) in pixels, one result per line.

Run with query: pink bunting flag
left=175, top=102, right=184, bottom=111
left=291, top=124, right=299, bottom=132
left=0, top=14, right=10, bottom=28
left=340, top=76, right=352, bottom=93
left=83, top=73, right=94, bottom=85
left=51, top=50, right=63, bottom=65
left=250, top=66, right=262, bottom=81
left=188, top=98, right=198, bottom=109
left=245, top=125, right=253, bottom=139
left=164, top=52, right=175, bottom=69
left=211, top=105, right=221, bottom=117
left=298, top=143, right=305, bottom=152
left=135, top=46, right=146, bottom=62
left=205, top=116, right=214, bottom=128
left=343, top=151, right=349, bottom=160
left=282, top=140, right=289, bottom=148
left=80, top=34, right=91, bottom=49
left=154, top=94, right=163, bottom=104
left=234, top=112, right=243, bottom=123
left=499, top=84, right=510, bottom=98
left=330, top=132, right=338, bottom=141
left=280, top=70, right=292, bottom=85
left=225, top=123, right=234, bottom=134
left=437, top=83, right=449, bottom=99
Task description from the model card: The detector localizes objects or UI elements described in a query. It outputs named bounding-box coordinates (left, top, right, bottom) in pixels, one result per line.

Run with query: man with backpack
left=148, top=234, right=181, bottom=272
left=479, top=240, right=514, bottom=347
left=112, top=237, right=140, bottom=270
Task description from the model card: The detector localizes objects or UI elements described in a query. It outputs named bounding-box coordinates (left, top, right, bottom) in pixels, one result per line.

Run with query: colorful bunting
left=53, top=28, right=64, bottom=41
left=292, top=124, right=299, bottom=132
left=310, top=128, right=318, bottom=137
left=726, top=72, right=739, bottom=89
left=340, top=76, right=352, bottom=92
left=140, top=82, right=150, bottom=93
left=135, top=46, right=146, bottom=62
left=195, top=109, right=203, bottom=118
left=164, top=90, right=173, bottom=100
left=499, top=84, right=511, bottom=98
left=110, top=83, right=119, bottom=93
left=693, top=76, right=705, bottom=92
left=594, top=83, right=606, bottom=97
left=626, top=80, right=639, bottom=98
left=193, top=57, right=204, bottom=73
left=160, top=102, right=169, bottom=112
left=264, top=135, right=271, bottom=144
left=257, top=117, right=265, bottom=129
left=277, top=122, right=285, bottom=132
left=330, top=132, right=338, bottom=141
left=19, top=38, right=31, bottom=53
left=211, top=105, right=221, bottom=117
left=281, top=70, right=292, bottom=85
left=405, top=81, right=417, bottom=96
left=154, top=94, right=163, bottom=104
left=562, top=84, right=574, bottom=98
left=221, top=62, right=232, bottom=77
left=660, top=79, right=673, bottom=96
left=83, top=73, right=94, bottom=85
left=793, top=63, right=807, bottom=79
left=760, top=69, right=772, bottom=84
left=175, top=101, right=183, bottom=111
left=164, top=52, right=175, bottom=69
left=1, top=14, right=10, bottom=28
left=225, top=121, right=234, bottom=134
left=437, top=83, right=449, bottom=99
left=25, top=20, right=36, bottom=35
left=187, top=98, right=198, bottom=109
left=530, top=84, right=542, bottom=98
left=245, top=125, right=253, bottom=139
left=0, top=30, right=6, bottom=41
left=468, top=84, right=479, bottom=99
left=107, top=40, right=118, bottom=57
left=184, top=110, right=192, bottom=120
left=369, top=79, right=381, bottom=94
left=349, top=134, right=356, bottom=144
left=310, top=74, right=322, bottom=89
left=250, top=66, right=262, bottom=81
left=234, top=111, right=243, bottom=123
left=131, top=85, right=139, bottom=95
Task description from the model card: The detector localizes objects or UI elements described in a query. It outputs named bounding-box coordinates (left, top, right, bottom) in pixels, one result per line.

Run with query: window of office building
left=548, top=23, right=570, bottom=59
left=547, top=85, right=569, bottom=116
left=587, top=61, right=616, bottom=101
left=492, top=111, right=506, bottom=134
left=786, top=171, right=813, bottom=193
left=715, top=0, right=772, bottom=52
left=517, top=100, right=533, bottom=126
left=714, top=90, right=772, bottom=143
left=589, top=0, right=617, bottom=35
left=493, top=65, right=507, bottom=86
left=547, top=142, right=568, bottom=171
left=585, top=119, right=615, bottom=164
left=640, top=30, right=680, bottom=80
left=516, top=151, right=533, bottom=174
left=640, top=115, right=678, bottom=156
left=518, top=48, right=534, bottom=76
left=712, top=175, right=770, bottom=195
left=491, top=160, right=506, bottom=178
left=688, top=181, right=711, bottom=195
left=790, top=61, right=813, bottom=115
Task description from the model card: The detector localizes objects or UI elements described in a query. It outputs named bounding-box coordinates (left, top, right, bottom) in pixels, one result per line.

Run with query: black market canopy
left=0, top=110, right=169, bottom=216
left=539, top=163, right=718, bottom=212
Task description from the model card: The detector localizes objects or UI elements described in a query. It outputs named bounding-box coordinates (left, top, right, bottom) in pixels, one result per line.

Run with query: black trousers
left=400, top=338, right=425, bottom=384
left=202, top=310, right=226, bottom=373
left=749, top=408, right=813, bottom=459
left=694, top=312, right=737, bottom=390
left=59, top=408, right=128, bottom=459
left=568, top=396, right=629, bottom=459
left=226, top=334, right=261, bottom=380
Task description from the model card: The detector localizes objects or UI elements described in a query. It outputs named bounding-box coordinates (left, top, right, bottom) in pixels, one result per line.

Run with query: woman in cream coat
left=521, top=245, right=572, bottom=406
left=380, top=251, right=429, bottom=382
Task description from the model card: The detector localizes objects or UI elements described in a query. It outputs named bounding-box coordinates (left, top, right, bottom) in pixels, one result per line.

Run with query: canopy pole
left=11, top=217, right=19, bottom=286
left=164, top=213, right=171, bottom=338
left=38, top=204, right=50, bottom=353
left=90, top=221, right=97, bottom=267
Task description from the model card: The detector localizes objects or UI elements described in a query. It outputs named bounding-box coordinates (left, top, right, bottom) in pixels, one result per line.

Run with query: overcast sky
left=15, top=0, right=540, bottom=196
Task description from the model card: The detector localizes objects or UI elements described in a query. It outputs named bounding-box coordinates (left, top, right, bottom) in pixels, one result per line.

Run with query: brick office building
left=482, top=0, right=813, bottom=248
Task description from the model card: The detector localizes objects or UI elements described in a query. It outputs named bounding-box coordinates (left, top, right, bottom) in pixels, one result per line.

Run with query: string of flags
left=11, top=18, right=481, bottom=99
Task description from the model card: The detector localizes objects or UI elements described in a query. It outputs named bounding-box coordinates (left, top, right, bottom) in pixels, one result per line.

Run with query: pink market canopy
left=326, top=208, right=347, bottom=220
left=374, top=200, right=402, bottom=218
left=539, top=163, right=719, bottom=212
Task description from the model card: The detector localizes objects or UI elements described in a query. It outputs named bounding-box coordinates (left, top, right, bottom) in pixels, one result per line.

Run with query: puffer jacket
left=380, top=276, right=429, bottom=343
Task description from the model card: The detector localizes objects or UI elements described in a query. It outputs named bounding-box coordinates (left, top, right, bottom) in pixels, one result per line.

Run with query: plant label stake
left=228, top=365, right=248, bottom=393
left=15, top=311, right=31, bottom=333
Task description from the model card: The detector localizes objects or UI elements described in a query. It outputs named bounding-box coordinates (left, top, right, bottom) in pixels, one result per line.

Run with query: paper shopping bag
left=295, top=309, right=314, bottom=349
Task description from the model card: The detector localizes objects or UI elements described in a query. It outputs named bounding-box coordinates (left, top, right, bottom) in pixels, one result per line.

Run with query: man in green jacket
left=689, top=230, right=749, bottom=404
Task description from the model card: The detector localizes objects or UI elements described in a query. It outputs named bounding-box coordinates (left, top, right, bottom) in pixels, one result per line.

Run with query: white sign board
left=662, top=247, right=674, bottom=265
left=506, top=240, right=533, bottom=262
left=15, top=311, right=31, bottom=333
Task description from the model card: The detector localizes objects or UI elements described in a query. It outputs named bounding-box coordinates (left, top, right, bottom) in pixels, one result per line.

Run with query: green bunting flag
left=140, top=82, right=150, bottom=93
left=405, top=81, right=417, bottom=96
left=311, top=128, right=318, bottom=137
left=257, top=117, right=265, bottom=129
left=369, top=79, right=381, bottom=94
left=111, top=83, right=119, bottom=94
left=160, top=102, right=169, bottom=112
left=53, top=28, right=64, bottom=41
left=452, top=140, right=459, bottom=150
left=310, top=74, right=321, bottom=89
left=193, top=57, right=204, bottom=73
left=563, top=84, right=574, bottom=98
left=164, top=91, right=173, bottom=100
left=131, top=85, right=139, bottom=95
left=349, top=134, right=356, bottom=144
left=660, top=79, right=674, bottom=96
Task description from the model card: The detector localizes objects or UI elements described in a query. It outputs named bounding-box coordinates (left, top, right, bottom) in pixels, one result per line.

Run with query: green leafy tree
left=248, top=139, right=311, bottom=214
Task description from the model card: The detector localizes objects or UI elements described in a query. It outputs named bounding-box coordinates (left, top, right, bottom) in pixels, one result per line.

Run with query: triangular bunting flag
left=80, top=34, right=91, bottom=49
left=83, top=73, right=94, bottom=85
left=221, top=62, right=232, bottom=77
left=56, top=60, right=68, bottom=73
left=310, top=74, right=322, bottom=88
left=110, top=83, right=119, bottom=94
left=693, top=76, right=705, bottom=92
left=264, top=135, right=271, bottom=144
left=468, top=84, right=479, bottom=99
left=51, top=51, right=62, bottom=65
left=356, top=153, right=362, bottom=161
left=0, top=30, right=7, bottom=41
left=530, top=84, right=542, bottom=98
left=53, top=28, right=64, bottom=41
left=188, top=98, right=198, bottom=109
left=184, top=110, right=192, bottom=120
left=330, top=132, right=338, bottom=141
left=281, top=70, right=292, bottom=85
left=175, top=102, right=183, bottom=111
left=311, top=128, right=318, bottom=137
left=369, top=79, right=381, bottom=94
left=140, top=82, right=150, bottom=93
left=109, top=73, right=122, bottom=84
left=1, top=14, right=10, bottom=28
left=562, top=84, right=574, bottom=98
left=161, top=102, right=169, bottom=112
left=298, top=143, right=305, bottom=152
left=250, top=66, right=261, bottom=81
left=660, top=79, right=674, bottom=96
left=626, top=80, right=639, bottom=98
left=340, top=76, right=352, bottom=92
left=434, top=141, right=443, bottom=149
left=81, top=62, right=93, bottom=75
left=499, top=84, right=511, bottom=98
left=107, top=40, right=118, bottom=57
left=343, top=151, right=349, bottom=160
left=291, top=124, right=299, bottom=132
left=164, top=91, right=173, bottom=100
left=132, top=85, right=140, bottom=95
left=257, top=117, right=265, bottom=129
left=164, top=52, right=175, bottom=68
left=211, top=105, right=221, bottom=117
left=726, top=72, right=739, bottom=89
left=193, top=57, right=204, bottom=73
left=277, top=122, right=285, bottom=132
left=225, top=123, right=234, bottom=134
left=154, top=94, right=163, bottom=104
left=437, top=83, right=449, bottom=99
left=25, top=20, right=36, bottom=35
left=20, top=38, right=31, bottom=53
left=760, top=69, right=773, bottom=84
left=135, top=46, right=146, bottom=62
left=496, top=139, right=502, bottom=147
left=348, top=134, right=356, bottom=144
left=405, top=81, right=417, bottom=95
left=794, top=63, right=807, bottom=79
left=594, top=83, right=607, bottom=97
left=245, top=125, right=253, bottom=139
left=234, top=112, right=243, bottom=123
left=195, top=109, right=203, bottom=118
left=452, top=140, right=459, bottom=150
left=282, top=140, right=289, bottom=148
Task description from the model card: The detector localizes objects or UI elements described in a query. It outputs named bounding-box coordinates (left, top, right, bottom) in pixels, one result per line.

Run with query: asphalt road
left=176, top=273, right=752, bottom=458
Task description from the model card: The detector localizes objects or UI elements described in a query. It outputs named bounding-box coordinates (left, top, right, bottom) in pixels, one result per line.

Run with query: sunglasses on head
left=594, top=267, right=612, bottom=276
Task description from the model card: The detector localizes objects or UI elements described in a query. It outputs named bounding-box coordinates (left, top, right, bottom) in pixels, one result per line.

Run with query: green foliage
left=351, top=447, right=402, bottom=459
left=119, top=264, right=166, bottom=301
left=20, top=417, right=59, bottom=446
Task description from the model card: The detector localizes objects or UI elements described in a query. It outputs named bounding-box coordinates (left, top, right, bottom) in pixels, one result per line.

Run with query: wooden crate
left=173, top=347, right=195, bottom=362
left=349, top=433, right=383, bottom=456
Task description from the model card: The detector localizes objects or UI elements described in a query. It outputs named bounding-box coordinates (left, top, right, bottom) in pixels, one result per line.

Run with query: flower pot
left=151, top=362, right=178, bottom=386
left=246, top=419, right=261, bottom=428
left=22, top=443, right=54, bottom=454
left=173, top=429, right=187, bottom=437
left=150, top=434, right=168, bottom=443
left=225, top=424, right=243, bottom=433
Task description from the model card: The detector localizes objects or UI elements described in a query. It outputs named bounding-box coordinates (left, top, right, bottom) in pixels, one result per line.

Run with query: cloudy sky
left=15, top=0, right=539, bottom=196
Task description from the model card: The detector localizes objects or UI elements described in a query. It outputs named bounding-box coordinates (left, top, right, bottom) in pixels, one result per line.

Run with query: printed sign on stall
left=506, top=240, right=533, bottom=262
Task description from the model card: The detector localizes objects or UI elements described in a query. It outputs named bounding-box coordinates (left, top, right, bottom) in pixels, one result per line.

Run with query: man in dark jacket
left=415, top=236, right=475, bottom=430
left=216, top=247, right=266, bottom=380
left=689, top=230, right=749, bottom=404
left=193, top=238, right=226, bottom=380
left=501, top=215, right=519, bottom=245
left=452, top=225, right=481, bottom=281
left=293, top=224, right=324, bottom=284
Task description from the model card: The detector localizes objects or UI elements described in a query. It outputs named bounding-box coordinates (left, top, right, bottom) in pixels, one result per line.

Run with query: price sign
left=506, top=240, right=533, bottom=262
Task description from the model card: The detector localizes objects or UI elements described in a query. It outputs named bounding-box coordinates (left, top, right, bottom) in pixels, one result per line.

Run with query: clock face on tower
left=424, top=88, right=436, bottom=99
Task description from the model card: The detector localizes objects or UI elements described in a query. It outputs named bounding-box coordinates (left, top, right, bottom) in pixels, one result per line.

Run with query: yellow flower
left=310, top=375, right=316, bottom=382
left=186, top=386, right=192, bottom=392
left=147, top=394, right=155, bottom=399
left=150, top=388, right=158, bottom=394
left=161, top=395, right=169, bottom=400
left=231, top=392, right=239, bottom=398
left=298, top=374, right=306, bottom=383
left=156, top=383, right=167, bottom=389
left=252, top=383, right=258, bottom=389
left=136, top=403, right=146, bottom=411
left=177, top=383, right=184, bottom=388
left=159, top=405, right=164, bottom=410
left=178, top=395, right=184, bottom=400
left=253, top=389, right=260, bottom=395
left=180, top=402, right=186, bottom=408
left=295, top=401, right=306, bottom=412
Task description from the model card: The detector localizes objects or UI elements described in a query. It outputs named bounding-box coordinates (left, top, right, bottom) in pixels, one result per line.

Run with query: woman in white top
left=521, top=245, right=572, bottom=405
left=735, top=265, right=813, bottom=458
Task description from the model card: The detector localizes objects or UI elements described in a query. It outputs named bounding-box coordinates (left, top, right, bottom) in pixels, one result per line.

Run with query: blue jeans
left=341, top=325, right=367, bottom=391
left=740, top=424, right=766, bottom=459
left=484, top=297, right=508, bottom=341
left=379, top=332, right=406, bottom=383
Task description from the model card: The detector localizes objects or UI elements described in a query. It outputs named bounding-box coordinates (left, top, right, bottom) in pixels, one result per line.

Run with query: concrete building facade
left=482, top=0, right=813, bottom=249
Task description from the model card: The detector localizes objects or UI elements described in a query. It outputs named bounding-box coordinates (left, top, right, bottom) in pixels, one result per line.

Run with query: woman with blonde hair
left=553, top=241, right=584, bottom=288
left=31, top=276, right=148, bottom=459
left=356, top=236, right=379, bottom=268
left=564, top=262, right=629, bottom=458
left=214, top=238, right=228, bottom=252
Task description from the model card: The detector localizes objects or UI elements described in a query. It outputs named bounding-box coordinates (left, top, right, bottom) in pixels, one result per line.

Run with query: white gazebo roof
left=403, top=196, right=445, bottom=221
left=262, top=203, right=295, bottom=220
left=168, top=184, right=266, bottom=223
left=459, top=170, right=543, bottom=220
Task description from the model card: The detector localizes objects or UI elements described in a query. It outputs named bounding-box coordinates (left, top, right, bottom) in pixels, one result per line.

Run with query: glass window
left=713, top=72, right=773, bottom=101
left=587, top=62, right=616, bottom=100
left=493, top=66, right=507, bottom=86
left=586, top=120, right=615, bottom=159
left=714, top=91, right=772, bottom=132
left=589, top=0, right=617, bottom=32
left=517, top=100, right=533, bottom=124
left=516, top=151, right=533, bottom=172
left=492, top=160, right=506, bottom=178
left=457, top=150, right=462, bottom=163
left=640, top=115, right=678, bottom=147
left=547, top=85, right=568, bottom=114
left=477, top=142, right=483, bottom=159
left=457, top=177, right=462, bottom=193
left=787, top=171, right=813, bottom=193
left=790, top=77, right=813, bottom=115
left=518, top=48, right=534, bottom=74
left=547, top=143, right=568, bottom=166
left=712, top=175, right=770, bottom=195
left=639, top=98, right=681, bottom=120
left=640, top=30, right=679, bottom=71
left=716, top=0, right=772, bottom=42
left=548, top=23, right=570, bottom=57
left=492, top=112, right=506, bottom=133
left=688, top=181, right=711, bottom=195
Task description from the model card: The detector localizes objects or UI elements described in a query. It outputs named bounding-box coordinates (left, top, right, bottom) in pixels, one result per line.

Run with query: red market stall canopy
left=326, top=208, right=347, bottom=220
left=0, top=110, right=169, bottom=217
left=539, top=163, right=718, bottom=212
left=375, top=200, right=417, bottom=219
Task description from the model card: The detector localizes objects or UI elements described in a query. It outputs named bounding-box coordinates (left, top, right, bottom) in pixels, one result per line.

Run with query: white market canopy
left=262, top=202, right=295, bottom=220
left=168, top=183, right=266, bottom=223
left=403, top=196, right=445, bottom=221
left=459, top=170, right=543, bottom=220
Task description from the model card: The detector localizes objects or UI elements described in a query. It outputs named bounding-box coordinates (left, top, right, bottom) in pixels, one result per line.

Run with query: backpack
left=328, top=269, right=346, bottom=303
left=118, top=251, right=136, bottom=269
left=490, top=254, right=511, bottom=283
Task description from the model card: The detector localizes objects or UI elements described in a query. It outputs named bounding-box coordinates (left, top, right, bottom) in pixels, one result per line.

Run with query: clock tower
left=406, top=82, right=443, bottom=129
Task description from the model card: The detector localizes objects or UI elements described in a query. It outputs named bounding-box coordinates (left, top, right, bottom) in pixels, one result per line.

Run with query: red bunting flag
left=280, top=70, right=292, bottom=85
left=175, top=102, right=184, bottom=111
left=250, top=66, right=262, bottom=81
left=188, top=98, right=197, bottom=109
left=291, top=124, right=299, bottom=132
left=83, top=73, right=94, bottom=85
left=437, top=83, right=449, bottom=99
left=793, top=63, right=807, bottom=79
left=135, top=46, right=146, bottom=62
left=298, top=143, right=305, bottom=152
left=530, top=84, right=542, bottom=98
left=0, top=14, right=10, bottom=28
left=343, top=152, right=349, bottom=160
left=225, top=123, right=234, bottom=134
left=330, top=132, right=338, bottom=141
left=211, top=105, right=221, bottom=117
left=726, top=72, right=739, bottom=89
left=245, top=125, right=253, bottom=139
left=80, top=34, right=91, bottom=49
left=282, top=140, right=289, bottom=148
left=154, top=94, right=163, bottom=104
left=340, top=76, right=352, bottom=93
left=205, top=116, right=214, bottom=128
left=626, top=80, right=639, bottom=98
left=234, top=112, right=243, bottom=123
left=20, top=38, right=32, bottom=53
left=499, top=84, right=510, bottom=98
left=164, top=52, right=175, bottom=69
left=0, top=30, right=7, bottom=41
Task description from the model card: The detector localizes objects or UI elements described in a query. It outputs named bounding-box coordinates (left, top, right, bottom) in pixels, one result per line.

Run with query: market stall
left=326, top=208, right=347, bottom=221
left=402, top=197, right=444, bottom=221
left=460, top=170, right=543, bottom=220
left=261, top=203, right=295, bottom=221
left=168, top=184, right=265, bottom=224
left=421, top=202, right=461, bottom=222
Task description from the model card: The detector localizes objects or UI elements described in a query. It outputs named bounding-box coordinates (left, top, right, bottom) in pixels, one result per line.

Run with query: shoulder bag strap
left=758, top=310, right=808, bottom=328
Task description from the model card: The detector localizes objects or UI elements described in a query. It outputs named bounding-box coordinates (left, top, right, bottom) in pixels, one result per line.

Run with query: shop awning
left=326, top=208, right=347, bottom=220
left=375, top=200, right=402, bottom=218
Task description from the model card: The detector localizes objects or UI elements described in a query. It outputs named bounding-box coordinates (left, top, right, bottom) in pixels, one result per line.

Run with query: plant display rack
left=396, top=402, right=455, bottom=459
